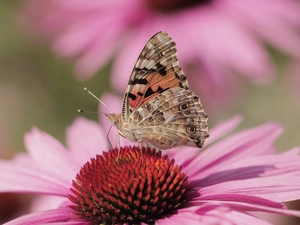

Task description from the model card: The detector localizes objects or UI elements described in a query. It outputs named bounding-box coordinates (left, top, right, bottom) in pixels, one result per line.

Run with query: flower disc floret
left=69, top=147, right=192, bottom=224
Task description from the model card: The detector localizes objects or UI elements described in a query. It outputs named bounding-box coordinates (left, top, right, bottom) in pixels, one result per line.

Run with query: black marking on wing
left=157, top=63, right=167, bottom=76
left=131, top=78, right=149, bottom=85
left=122, top=92, right=128, bottom=116
left=144, top=86, right=169, bottom=98
left=144, top=87, right=155, bottom=98
left=175, top=71, right=187, bottom=81
left=196, top=136, right=203, bottom=148
left=157, top=86, right=166, bottom=93
left=128, top=93, right=136, bottom=100
left=132, top=61, right=167, bottom=79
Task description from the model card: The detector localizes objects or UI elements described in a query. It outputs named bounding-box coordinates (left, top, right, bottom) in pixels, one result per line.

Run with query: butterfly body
left=106, top=31, right=209, bottom=150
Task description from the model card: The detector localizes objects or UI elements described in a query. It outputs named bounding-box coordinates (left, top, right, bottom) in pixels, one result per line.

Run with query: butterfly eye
left=184, top=111, right=191, bottom=115
left=178, top=103, right=188, bottom=111
left=186, top=125, right=197, bottom=134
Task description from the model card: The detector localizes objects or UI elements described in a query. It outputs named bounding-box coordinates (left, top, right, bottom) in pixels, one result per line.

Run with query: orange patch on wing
left=129, top=71, right=181, bottom=108
left=129, top=94, right=143, bottom=108
left=147, top=70, right=181, bottom=91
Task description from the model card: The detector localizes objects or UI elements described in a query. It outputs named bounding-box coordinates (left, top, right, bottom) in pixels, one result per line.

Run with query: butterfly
left=106, top=31, right=209, bottom=150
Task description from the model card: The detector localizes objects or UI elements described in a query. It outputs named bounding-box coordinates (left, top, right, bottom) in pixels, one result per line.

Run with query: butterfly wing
left=121, top=31, right=189, bottom=121
left=130, top=87, right=209, bottom=149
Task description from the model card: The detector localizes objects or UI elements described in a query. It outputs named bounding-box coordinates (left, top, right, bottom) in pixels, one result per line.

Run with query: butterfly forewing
left=122, top=31, right=188, bottom=121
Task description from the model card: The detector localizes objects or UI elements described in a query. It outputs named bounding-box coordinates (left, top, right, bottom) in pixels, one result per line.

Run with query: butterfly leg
left=116, top=132, right=121, bottom=162
left=106, top=125, right=113, bottom=150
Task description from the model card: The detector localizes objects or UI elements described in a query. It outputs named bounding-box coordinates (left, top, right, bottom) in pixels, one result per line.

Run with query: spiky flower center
left=146, top=0, right=212, bottom=12
left=69, top=147, right=191, bottom=224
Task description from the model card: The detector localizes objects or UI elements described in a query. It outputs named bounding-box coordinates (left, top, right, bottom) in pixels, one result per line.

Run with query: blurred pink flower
left=1, top=113, right=300, bottom=224
left=20, top=0, right=300, bottom=107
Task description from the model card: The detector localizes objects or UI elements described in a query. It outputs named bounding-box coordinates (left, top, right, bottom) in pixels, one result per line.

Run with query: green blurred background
left=0, top=1, right=112, bottom=156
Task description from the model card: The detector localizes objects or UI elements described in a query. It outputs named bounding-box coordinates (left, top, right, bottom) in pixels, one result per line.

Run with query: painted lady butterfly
left=106, top=31, right=209, bottom=150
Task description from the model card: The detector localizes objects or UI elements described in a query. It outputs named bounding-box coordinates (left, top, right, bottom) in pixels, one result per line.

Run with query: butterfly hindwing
left=129, top=87, right=209, bottom=149
left=122, top=31, right=189, bottom=121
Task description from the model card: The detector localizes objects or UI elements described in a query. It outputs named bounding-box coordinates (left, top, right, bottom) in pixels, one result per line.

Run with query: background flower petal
left=197, top=152, right=300, bottom=202
left=4, top=206, right=85, bottom=225
left=184, top=123, right=283, bottom=179
left=0, top=160, right=70, bottom=196
left=24, top=128, right=79, bottom=180
left=66, top=117, right=107, bottom=165
left=169, top=114, right=243, bottom=166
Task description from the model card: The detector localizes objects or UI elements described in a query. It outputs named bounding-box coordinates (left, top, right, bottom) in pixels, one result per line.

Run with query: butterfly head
left=105, top=113, right=122, bottom=129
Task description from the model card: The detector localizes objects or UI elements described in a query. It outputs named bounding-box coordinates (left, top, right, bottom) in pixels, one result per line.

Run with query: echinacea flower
left=20, top=0, right=300, bottom=107
left=1, top=114, right=300, bottom=224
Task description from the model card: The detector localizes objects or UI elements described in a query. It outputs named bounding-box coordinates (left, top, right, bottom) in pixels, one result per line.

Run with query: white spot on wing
left=160, top=58, right=167, bottom=66
left=147, top=43, right=153, bottom=49
left=136, top=59, right=155, bottom=69
left=145, top=59, right=156, bottom=69
left=164, top=114, right=175, bottom=124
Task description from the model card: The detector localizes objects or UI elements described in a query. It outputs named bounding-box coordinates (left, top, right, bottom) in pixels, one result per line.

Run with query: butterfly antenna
left=84, top=87, right=109, bottom=110
left=77, top=109, right=98, bottom=113
left=78, top=109, right=109, bottom=115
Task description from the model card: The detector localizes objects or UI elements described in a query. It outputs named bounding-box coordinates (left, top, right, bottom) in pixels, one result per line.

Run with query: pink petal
left=162, top=205, right=273, bottom=225
left=169, top=114, right=243, bottom=166
left=206, top=114, right=243, bottom=145
left=186, top=54, right=241, bottom=108
left=196, top=199, right=300, bottom=218
left=280, top=147, right=300, bottom=156
left=199, top=207, right=273, bottom=225
left=24, top=128, right=79, bottom=180
left=4, top=206, right=85, bottom=225
left=54, top=0, right=128, bottom=10
left=224, top=0, right=300, bottom=57
left=74, top=22, right=125, bottom=77
left=53, top=14, right=115, bottom=57
left=30, top=196, right=66, bottom=212
left=0, top=159, right=70, bottom=196
left=198, top=153, right=300, bottom=202
left=198, top=194, right=285, bottom=209
left=66, top=117, right=107, bottom=165
left=249, top=0, right=300, bottom=26
left=185, top=123, right=283, bottom=179
left=159, top=205, right=232, bottom=225
left=157, top=211, right=205, bottom=225
left=253, top=212, right=291, bottom=225
left=187, top=7, right=273, bottom=83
